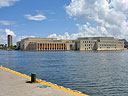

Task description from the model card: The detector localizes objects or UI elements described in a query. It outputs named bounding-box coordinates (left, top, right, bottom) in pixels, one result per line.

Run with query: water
left=0, top=50, right=128, bottom=96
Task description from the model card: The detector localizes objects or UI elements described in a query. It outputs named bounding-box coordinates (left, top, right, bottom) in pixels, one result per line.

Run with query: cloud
left=48, top=32, right=70, bottom=40
left=49, top=0, right=128, bottom=40
left=5, top=29, right=16, bottom=36
left=0, top=28, right=35, bottom=44
left=0, top=29, right=7, bottom=44
left=48, top=32, right=79, bottom=40
left=12, top=35, right=35, bottom=45
left=24, top=14, right=47, bottom=21
left=0, top=28, right=16, bottom=44
left=0, top=0, right=19, bottom=8
left=15, top=35, right=35, bottom=42
left=0, top=20, right=15, bottom=25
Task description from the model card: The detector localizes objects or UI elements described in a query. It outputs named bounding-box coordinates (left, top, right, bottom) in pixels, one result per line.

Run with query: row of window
left=39, top=48, right=66, bottom=50
left=38, top=43, right=66, bottom=46
left=85, top=47, right=93, bottom=50
left=100, top=44, right=116, bottom=46
left=85, top=44, right=93, bottom=46
left=99, top=47, right=116, bottom=49
left=83, top=41, right=95, bottom=43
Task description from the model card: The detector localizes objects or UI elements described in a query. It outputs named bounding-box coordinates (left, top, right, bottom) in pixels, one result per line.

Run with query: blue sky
left=0, top=0, right=128, bottom=44
left=0, top=0, right=78, bottom=36
left=0, top=0, right=81, bottom=44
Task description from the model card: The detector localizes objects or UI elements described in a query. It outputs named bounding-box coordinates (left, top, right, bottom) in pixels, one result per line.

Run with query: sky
left=0, top=0, right=128, bottom=44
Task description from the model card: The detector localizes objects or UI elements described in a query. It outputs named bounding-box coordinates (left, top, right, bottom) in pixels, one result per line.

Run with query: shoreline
left=0, top=66, right=88, bottom=96
left=0, top=48, right=127, bottom=52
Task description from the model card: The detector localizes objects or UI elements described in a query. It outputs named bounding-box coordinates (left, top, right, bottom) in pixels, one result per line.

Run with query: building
left=8, top=35, right=12, bottom=47
left=17, top=37, right=77, bottom=51
left=17, top=37, right=124, bottom=51
left=77, top=37, right=124, bottom=50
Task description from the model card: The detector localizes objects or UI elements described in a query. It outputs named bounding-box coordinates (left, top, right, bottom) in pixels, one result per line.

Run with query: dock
left=0, top=66, right=88, bottom=96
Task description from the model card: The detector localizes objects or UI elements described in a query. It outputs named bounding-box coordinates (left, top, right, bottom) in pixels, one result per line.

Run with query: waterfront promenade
left=0, top=66, right=88, bottom=96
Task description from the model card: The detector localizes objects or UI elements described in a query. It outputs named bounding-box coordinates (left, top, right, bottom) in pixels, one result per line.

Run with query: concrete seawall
left=0, top=66, right=89, bottom=96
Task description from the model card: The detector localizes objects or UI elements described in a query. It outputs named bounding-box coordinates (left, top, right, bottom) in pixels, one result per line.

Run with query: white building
left=76, top=37, right=124, bottom=51
left=17, top=37, right=124, bottom=51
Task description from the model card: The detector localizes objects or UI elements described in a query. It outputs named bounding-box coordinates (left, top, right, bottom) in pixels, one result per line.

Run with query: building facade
left=77, top=37, right=124, bottom=51
left=8, top=35, right=12, bottom=47
left=17, top=37, right=124, bottom=51
left=17, top=37, right=77, bottom=51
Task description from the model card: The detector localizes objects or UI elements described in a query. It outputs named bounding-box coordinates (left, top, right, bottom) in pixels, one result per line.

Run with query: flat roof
left=78, top=37, right=114, bottom=40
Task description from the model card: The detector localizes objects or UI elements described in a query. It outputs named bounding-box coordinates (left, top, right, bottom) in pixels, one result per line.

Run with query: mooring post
left=31, top=73, right=36, bottom=83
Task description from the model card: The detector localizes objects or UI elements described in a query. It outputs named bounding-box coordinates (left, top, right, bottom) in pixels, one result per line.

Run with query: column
left=38, top=43, right=40, bottom=51
left=61, top=44, right=62, bottom=50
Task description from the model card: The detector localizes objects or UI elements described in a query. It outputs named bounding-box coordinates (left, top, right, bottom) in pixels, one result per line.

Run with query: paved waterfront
left=0, top=68, right=75, bottom=96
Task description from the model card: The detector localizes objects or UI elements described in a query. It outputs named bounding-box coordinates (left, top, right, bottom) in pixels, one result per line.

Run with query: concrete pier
left=0, top=66, right=88, bottom=96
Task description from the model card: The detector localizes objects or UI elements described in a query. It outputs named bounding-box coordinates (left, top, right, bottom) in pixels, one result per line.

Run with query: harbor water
left=0, top=50, right=128, bottom=96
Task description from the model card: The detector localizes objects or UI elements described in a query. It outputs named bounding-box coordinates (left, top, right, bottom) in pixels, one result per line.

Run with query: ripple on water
left=1, top=50, right=128, bottom=96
